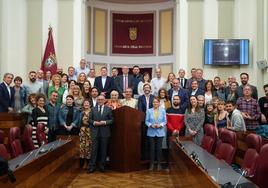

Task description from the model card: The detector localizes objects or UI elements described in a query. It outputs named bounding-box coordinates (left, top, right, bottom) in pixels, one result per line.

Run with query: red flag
left=41, top=27, right=57, bottom=75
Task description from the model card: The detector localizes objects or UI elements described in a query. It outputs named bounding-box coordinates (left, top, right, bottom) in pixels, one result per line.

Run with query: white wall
left=0, top=0, right=267, bottom=95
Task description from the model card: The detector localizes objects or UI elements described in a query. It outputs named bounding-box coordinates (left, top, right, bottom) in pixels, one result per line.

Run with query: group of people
left=0, top=58, right=268, bottom=172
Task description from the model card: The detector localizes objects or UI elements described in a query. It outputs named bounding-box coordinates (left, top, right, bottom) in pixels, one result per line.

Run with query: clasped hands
left=94, top=121, right=106, bottom=126
left=64, top=124, right=73, bottom=131
left=188, top=128, right=197, bottom=136
left=151, top=124, right=162, bottom=129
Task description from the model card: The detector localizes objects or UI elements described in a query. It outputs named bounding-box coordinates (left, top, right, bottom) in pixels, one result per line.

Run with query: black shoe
left=99, top=167, right=105, bottom=173
left=87, top=168, right=95, bottom=173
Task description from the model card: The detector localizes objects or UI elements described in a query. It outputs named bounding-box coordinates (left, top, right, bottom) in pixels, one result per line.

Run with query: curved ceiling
left=98, top=0, right=171, bottom=4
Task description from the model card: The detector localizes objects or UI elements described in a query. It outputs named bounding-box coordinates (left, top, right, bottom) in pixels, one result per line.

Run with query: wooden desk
left=0, top=139, right=79, bottom=188
left=170, top=138, right=257, bottom=188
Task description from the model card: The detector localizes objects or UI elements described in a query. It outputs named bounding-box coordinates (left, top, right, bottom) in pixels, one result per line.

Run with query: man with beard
left=132, top=65, right=142, bottom=95
left=237, top=72, right=258, bottom=100
left=36, top=69, right=49, bottom=97
left=166, top=95, right=186, bottom=136
left=216, top=80, right=227, bottom=101
left=258, top=84, right=268, bottom=124
left=25, top=71, right=44, bottom=97
left=225, top=100, right=246, bottom=131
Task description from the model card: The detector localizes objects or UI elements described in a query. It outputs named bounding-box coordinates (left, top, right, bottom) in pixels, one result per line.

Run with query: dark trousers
left=47, top=128, right=58, bottom=143
left=148, top=136, right=163, bottom=164
left=89, top=136, right=109, bottom=170
left=141, top=123, right=149, bottom=160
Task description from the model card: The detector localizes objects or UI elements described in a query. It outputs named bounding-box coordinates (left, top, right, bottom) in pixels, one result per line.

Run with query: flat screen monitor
left=204, top=39, right=249, bottom=65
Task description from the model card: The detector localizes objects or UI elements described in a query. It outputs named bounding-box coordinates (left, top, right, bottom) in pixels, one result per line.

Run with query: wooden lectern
left=110, top=106, right=145, bottom=172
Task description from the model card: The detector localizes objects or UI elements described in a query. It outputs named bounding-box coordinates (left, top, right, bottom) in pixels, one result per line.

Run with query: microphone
left=67, top=134, right=71, bottom=141
left=48, top=143, right=55, bottom=151
left=234, top=170, right=246, bottom=188
left=35, top=141, right=45, bottom=157
left=15, top=151, right=34, bottom=169
left=216, top=167, right=220, bottom=183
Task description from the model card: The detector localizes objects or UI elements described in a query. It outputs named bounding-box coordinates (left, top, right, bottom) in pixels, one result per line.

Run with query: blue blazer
left=138, top=94, right=154, bottom=113
left=168, top=88, right=189, bottom=110
left=94, top=76, right=114, bottom=98
left=58, top=106, right=80, bottom=127
left=0, top=82, right=15, bottom=112
left=145, top=107, right=167, bottom=137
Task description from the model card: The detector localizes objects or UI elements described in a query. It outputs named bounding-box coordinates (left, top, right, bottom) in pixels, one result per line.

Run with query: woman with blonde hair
left=77, top=72, right=87, bottom=90
left=70, top=85, right=84, bottom=110
left=48, top=74, right=65, bottom=104
left=106, top=90, right=122, bottom=110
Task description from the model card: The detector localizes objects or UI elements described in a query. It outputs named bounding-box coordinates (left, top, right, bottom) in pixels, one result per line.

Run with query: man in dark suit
left=0, top=73, right=15, bottom=112
left=168, top=79, right=189, bottom=111
left=94, top=67, right=113, bottom=98
left=88, top=95, right=113, bottom=173
left=138, top=83, right=154, bottom=160
left=178, top=69, right=187, bottom=89
left=187, top=79, right=205, bottom=98
left=114, top=66, right=135, bottom=98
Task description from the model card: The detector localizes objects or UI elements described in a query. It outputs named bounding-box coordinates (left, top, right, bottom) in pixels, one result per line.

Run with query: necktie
left=180, top=79, right=183, bottom=87
left=124, top=75, right=128, bottom=92
left=99, top=105, right=102, bottom=115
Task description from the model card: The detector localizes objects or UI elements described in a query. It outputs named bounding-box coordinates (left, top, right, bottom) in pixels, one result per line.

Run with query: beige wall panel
left=27, top=0, right=43, bottom=72
left=85, top=6, right=91, bottom=54
left=159, top=63, right=173, bottom=78
left=58, top=0, right=74, bottom=73
left=93, top=8, right=107, bottom=55
left=159, top=9, right=173, bottom=55
left=218, top=0, right=234, bottom=39
left=94, top=63, right=107, bottom=76
left=187, top=0, right=203, bottom=75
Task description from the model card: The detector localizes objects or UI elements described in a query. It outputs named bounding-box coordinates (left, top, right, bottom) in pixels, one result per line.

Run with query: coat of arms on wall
left=129, top=27, right=137, bottom=41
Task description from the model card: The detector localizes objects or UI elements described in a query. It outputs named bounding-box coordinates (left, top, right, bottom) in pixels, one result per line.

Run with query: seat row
left=0, top=124, right=48, bottom=159
left=200, top=124, right=268, bottom=188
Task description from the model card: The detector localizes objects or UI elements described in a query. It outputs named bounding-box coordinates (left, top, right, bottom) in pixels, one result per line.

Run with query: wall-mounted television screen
left=204, top=39, right=249, bottom=65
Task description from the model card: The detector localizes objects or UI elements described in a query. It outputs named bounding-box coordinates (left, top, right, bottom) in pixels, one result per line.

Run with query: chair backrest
left=0, top=130, right=9, bottom=159
left=22, top=124, right=35, bottom=152
left=241, top=134, right=262, bottom=177
left=9, top=127, right=23, bottom=158
left=201, top=124, right=216, bottom=153
left=214, top=129, right=237, bottom=164
left=254, top=144, right=268, bottom=188
left=36, top=124, right=48, bottom=146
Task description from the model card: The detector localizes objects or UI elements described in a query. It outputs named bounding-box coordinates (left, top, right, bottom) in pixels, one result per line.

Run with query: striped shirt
left=31, top=107, right=49, bottom=148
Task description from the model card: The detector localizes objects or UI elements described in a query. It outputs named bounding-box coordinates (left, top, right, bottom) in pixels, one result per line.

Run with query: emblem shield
left=129, top=27, right=137, bottom=41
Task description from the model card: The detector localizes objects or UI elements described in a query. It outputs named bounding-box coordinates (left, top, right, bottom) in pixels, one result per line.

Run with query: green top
left=48, top=86, right=65, bottom=105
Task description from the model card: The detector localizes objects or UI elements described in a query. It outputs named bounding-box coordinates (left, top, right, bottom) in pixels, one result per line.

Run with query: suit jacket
left=168, top=88, right=189, bottom=111
left=138, top=94, right=154, bottom=113
left=114, top=74, right=135, bottom=98
left=145, top=107, right=167, bottom=137
left=94, top=76, right=114, bottom=98
left=187, top=88, right=205, bottom=98
left=89, top=105, right=113, bottom=138
left=0, top=82, right=15, bottom=112
left=178, top=78, right=188, bottom=89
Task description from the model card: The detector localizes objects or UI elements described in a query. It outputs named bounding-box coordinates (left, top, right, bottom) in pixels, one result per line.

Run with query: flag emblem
left=45, top=53, right=57, bottom=68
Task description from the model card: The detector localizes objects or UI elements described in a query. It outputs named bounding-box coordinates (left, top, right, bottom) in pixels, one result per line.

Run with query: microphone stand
left=15, top=151, right=34, bottom=168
